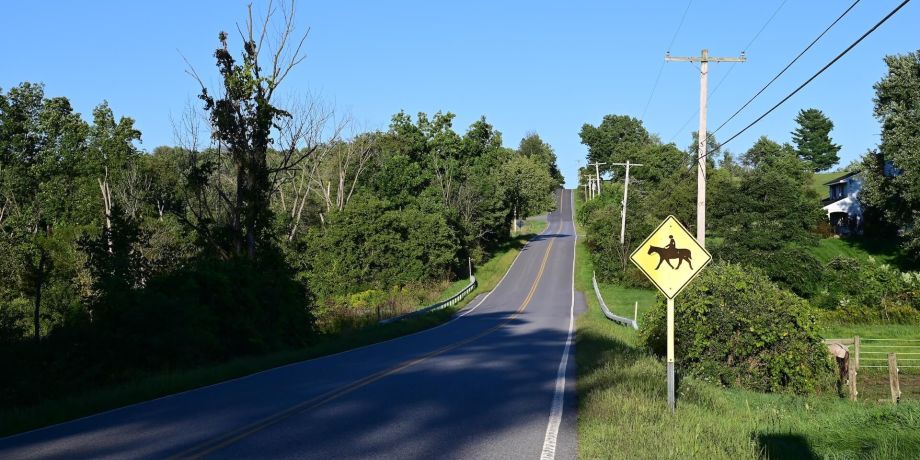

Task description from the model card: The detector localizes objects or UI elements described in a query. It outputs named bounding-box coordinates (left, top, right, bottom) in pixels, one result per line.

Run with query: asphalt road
left=0, top=189, right=585, bottom=459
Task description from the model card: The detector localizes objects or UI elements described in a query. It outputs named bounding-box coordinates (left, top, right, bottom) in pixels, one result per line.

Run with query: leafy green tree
left=861, top=50, right=920, bottom=260
left=499, top=155, right=556, bottom=230
left=714, top=137, right=825, bottom=296
left=791, top=108, right=841, bottom=172
left=518, top=133, right=563, bottom=187
left=579, top=115, right=652, bottom=174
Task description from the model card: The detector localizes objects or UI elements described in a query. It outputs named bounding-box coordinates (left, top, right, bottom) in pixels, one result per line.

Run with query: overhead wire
left=666, top=0, right=788, bottom=144
left=640, top=0, right=693, bottom=121
left=714, top=0, right=911, bottom=153
left=710, top=0, right=862, bottom=137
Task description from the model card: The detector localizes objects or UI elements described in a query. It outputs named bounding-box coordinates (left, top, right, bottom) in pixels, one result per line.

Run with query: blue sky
left=3, top=1, right=917, bottom=187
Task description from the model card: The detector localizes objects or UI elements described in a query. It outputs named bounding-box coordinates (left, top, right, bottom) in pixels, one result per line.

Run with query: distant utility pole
left=586, top=174, right=596, bottom=199
left=610, top=160, right=643, bottom=244
left=587, top=162, right=606, bottom=196
left=665, top=49, right=745, bottom=248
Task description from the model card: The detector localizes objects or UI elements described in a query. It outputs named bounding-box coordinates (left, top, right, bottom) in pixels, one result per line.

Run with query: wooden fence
left=824, top=336, right=920, bottom=404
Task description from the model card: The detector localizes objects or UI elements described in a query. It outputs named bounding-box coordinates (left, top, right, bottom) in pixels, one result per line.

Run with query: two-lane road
left=0, top=189, right=584, bottom=459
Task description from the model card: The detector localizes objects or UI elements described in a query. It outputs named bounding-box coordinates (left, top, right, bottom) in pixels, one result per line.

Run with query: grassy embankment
left=574, top=193, right=920, bottom=459
left=0, top=230, right=539, bottom=437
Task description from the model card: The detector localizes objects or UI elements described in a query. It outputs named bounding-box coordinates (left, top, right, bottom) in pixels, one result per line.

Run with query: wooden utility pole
left=587, top=162, right=606, bottom=196
left=610, top=160, right=643, bottom=244
left=586, top=174, right=596, bottom=199
left=665, top=49, right=745, bottom=248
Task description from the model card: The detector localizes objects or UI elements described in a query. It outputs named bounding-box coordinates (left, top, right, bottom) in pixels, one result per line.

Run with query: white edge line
left=540, top=189, right=576, bottom=460
left=1, top=205, right=555, bottom=441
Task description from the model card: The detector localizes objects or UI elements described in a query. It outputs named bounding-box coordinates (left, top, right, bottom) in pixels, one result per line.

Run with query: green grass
left=810, top=237, right=904, bottom=267
left=594, top=282, right=656, bottom=322
left=514, top=214, right=548, bottom=237
left=0, top=232, right=538, bottom=438
left=820, top=324, right=920, bottom=341
left=574, top=191, right=920, bottom=459
left=812, top=171, right=845, bottom=199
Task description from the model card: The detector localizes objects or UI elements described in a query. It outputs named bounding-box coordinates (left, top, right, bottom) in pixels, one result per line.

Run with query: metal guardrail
left=592, top=272, right=639, bottom=330
left=379, top=276, right=477, bottom=324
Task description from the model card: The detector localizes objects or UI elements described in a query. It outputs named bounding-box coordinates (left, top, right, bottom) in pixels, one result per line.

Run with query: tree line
left=0, top=7, right=561, bottom=407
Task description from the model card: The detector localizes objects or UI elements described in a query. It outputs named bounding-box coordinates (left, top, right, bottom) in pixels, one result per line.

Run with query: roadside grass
left=0, top=232, right=537, bottom=438
left=574, top=193, right=920, bottom=459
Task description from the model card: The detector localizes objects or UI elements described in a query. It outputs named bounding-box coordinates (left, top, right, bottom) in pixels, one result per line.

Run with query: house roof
left=822, top=170, right=860, bottom=186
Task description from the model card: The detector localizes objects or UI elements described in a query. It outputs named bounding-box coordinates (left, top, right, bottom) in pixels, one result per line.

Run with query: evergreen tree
left=791, top=108, right=841, bottom=172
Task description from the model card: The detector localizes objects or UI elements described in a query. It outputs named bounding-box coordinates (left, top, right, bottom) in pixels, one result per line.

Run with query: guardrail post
left=888, top=352, right=901, bottom=404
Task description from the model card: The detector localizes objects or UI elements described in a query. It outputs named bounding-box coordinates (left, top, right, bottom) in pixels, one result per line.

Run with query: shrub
left=813, top=257, right=920, bottom=324
left=640, top=262, right=835, bottom=394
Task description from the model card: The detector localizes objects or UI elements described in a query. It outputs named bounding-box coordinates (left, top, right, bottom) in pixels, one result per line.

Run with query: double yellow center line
left=173, top=215, right=565, bottom=459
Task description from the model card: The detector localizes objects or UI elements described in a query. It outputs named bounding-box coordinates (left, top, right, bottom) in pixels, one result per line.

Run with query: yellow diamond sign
left=630, top=215, right=711, bottom=299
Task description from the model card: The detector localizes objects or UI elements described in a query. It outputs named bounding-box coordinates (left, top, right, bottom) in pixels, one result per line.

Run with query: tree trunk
left=33, top=250, right=47, bottom=342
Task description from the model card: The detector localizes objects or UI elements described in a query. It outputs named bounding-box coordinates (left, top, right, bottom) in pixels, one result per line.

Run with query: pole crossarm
left=665, top=52, right=747, bottom=63
left=610, top=160, right=644, bottom=243
left=664, top=49, right=745, bottom=249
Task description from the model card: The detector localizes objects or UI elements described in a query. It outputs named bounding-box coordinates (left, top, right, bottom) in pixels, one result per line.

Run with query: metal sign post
left=666, top=297, right=675, bottom=412
left=630, top=215, right=711, bottom=413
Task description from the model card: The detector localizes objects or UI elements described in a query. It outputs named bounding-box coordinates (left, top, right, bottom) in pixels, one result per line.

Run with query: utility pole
left=587, top=161, right=606, bottom=196
left=610, top=160, right=643, bottom=244
left=586, top=174, right=595, bottom=199
left=666, top=49, right=745, bottom=248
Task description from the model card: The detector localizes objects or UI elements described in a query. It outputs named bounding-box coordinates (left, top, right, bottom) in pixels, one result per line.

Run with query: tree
left=518, top=133, right=563, bottom=187
left=791, top=108, right=841, bottom=172
left=579, top=115, right=652, bottom=174
left=188, top=1, right=312, bottom=259
left=861, top=50, right=920, bottom=260
left=714, top=137, right=825, bottom=296
left=499, top=155, right=556, bottom=231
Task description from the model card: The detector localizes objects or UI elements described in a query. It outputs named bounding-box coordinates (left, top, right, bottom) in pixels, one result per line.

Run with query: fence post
left=888, top=352, right=901, bottom=404
left=847, top=355, right=858, bottom=401
left=854, top=335, right=860, bottom=371
left=634, top=301, right=638, bottom=323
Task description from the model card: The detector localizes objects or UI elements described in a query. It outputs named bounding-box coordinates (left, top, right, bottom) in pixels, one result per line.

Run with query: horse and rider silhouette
left=647, top=235, right=693, bottom=270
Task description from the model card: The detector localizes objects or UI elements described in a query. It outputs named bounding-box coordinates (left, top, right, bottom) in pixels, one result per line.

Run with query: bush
left=813, top=257, right=920, bottom=324
left=640, top=263, right=835, bottom=394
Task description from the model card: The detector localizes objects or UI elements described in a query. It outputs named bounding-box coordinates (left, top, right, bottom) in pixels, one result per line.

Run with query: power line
left=743, top=0, right=789, bottom=51
left=666, top=0, right=787, bottom=143
left=640, top=0, right=693, bottom=121
left=710, top=0, right=861, bottom=137
left=717, top=0, right=911, bottom=151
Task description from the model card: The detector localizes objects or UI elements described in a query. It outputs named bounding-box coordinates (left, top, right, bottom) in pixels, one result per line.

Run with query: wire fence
left=825, top=336, right=919, bottom=403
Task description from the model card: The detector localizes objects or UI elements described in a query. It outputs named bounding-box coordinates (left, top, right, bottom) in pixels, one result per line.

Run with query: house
left=821, top=170, right=863, bottom=236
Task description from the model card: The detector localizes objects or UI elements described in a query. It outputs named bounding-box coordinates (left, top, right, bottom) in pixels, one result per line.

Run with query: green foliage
left=518, top=133, right=564, bottom=188
left=813, top=257, right=920, bottom=324
left=861, top=50, right=920, bottom=261
left=713, top=137, right=825, bottom=296
left=301, top=195, right=459, bottom=299
left=579, top=114, right=652, bottom=172
left=792, top=108, right=841, bottom=172
left=641, top=263, right=835, bottom=394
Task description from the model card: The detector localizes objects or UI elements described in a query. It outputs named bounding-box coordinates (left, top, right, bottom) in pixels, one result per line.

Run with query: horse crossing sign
left=630, top=215, right=711, bottom=299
